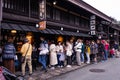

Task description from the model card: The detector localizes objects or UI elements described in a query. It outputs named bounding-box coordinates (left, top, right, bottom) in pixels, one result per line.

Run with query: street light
left=61, top=27, right=63, bottom=31
left=114, top=31, right=117, bottom=35
left=98, top=35, right=102, bottom=39
left=53, top=1, right=57, bottom=5
left=36, top=24, right=39, bottom=28
left=77, top=30, right=79, bottom=33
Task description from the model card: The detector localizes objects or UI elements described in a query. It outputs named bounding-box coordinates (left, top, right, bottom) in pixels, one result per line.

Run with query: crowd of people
left=0, top=36, right=120, bottom=77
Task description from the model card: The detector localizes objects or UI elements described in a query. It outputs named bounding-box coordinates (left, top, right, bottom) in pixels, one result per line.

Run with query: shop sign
left=91, top=31, right=96, bottom=35
left=39, top=0, right=46, bottom=20
left=39, top=21, right=46, bottom=30
left=90, top=25, right=95, bottom=30
left=90, top=15, right=96, bottom=20
left=90, top=15, right=96, bottom=35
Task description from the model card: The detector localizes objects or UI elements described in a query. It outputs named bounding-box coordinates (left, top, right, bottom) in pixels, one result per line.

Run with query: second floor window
left=3, top=0, right=39, bottom=18
left=53, top=9, right=60, bottom=21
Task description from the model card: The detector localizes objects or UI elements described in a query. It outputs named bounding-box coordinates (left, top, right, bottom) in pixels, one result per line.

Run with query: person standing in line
left=90, top=40, right=98, bottom=63
left=113, top=41, right=119, bottom=58
left=32, top=44, right=38, bottom=71
left=2, top=38, right=16, bottom=74
left=70, top=39, right=76, bottom=65
left=49, top=41, right=58, bottom=69
left=56, top=41, right=64, bottom=67
left=97, top=40, right=105, bottom=61
left=74, top=39, right=83, bottom=66
left=38, top=37, right=49, bottom=72
left=65, top=41, right=73, bottom=67
left=85, top=40, right=91, bottom=64
left=81, top=40, right=85, bottom=63
left=104, top=40, right=109, bottom=60
left=21, top=38, right=32, bottom=76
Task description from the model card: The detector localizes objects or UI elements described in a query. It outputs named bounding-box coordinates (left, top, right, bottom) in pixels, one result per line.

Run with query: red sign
left=39, top=21, right=46, bottom=30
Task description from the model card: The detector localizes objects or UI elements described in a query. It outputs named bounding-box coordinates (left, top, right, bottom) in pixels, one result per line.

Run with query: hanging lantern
left=57, top=36, right=63, bottom=42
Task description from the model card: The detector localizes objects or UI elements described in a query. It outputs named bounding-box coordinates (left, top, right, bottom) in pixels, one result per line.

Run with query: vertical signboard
left=90, top=15, right=96, bottom=35
left=39, top=0, right=46, bottom=20
left=39, top=0, right=46, bottom=30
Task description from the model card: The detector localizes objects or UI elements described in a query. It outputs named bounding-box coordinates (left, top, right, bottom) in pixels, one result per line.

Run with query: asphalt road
left=49, top=58, right=120, bottom=80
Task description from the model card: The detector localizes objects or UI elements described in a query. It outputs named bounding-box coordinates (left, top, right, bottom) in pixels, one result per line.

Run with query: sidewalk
left=16, top=63, right=90, bottom=80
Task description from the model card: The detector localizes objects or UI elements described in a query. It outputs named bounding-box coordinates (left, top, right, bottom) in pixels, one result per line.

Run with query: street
left=49, top=58, right=120, bottom=80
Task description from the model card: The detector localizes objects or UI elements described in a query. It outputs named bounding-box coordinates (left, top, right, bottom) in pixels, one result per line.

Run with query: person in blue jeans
left=81, top=41, right=85, bottom=63
left=39, top=55, right=47, bottom=70
left=103, top=40, right=109, bottom=60
left=56, top=41, right=64, bottom=67
left=38, top=37, right=48, bottom=72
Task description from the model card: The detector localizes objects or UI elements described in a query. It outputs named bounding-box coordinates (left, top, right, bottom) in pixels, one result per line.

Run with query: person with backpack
left=38, top=37, right=49, bottom=72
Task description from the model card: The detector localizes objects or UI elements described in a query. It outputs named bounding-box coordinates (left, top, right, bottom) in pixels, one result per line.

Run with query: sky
left=83, top=0, right=120, bottom=21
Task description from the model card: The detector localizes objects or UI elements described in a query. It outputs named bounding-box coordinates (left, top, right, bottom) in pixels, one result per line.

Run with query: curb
left=46, top=64, right=91, bottom=80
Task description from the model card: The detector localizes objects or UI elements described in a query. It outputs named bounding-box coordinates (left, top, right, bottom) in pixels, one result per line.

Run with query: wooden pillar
left=29, top=0, right=31, bottom=18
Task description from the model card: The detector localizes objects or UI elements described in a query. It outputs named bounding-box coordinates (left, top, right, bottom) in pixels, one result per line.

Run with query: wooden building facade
left=0, top=0, right=120, bottom=48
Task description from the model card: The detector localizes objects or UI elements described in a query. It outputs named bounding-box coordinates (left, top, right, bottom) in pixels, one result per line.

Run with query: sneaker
left=66, top=65, right=71, bottom=68
left=57, top=66, right=60, bottom=68
left=81, top=62, right=84, bottom=64
left=51, top=67, right=55, bottom=70
left=60, top=66, right=63, bottom=68
left=86, top=62, right=90, bottom=64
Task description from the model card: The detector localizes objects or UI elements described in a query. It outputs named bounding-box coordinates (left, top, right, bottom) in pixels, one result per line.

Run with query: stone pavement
left=16, top=64, right=90, bottom=80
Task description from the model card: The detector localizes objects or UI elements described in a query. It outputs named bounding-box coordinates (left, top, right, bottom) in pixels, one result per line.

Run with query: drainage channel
left=89, top=69, right=105, bottom=73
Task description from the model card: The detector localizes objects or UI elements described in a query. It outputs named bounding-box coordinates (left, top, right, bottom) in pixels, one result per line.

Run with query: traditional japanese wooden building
left=0, top=0, right=120, bottom=49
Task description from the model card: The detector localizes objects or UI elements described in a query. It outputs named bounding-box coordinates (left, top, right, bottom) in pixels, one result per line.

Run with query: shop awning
left=39, top=29, right=92, bottom=37
left=28, top=26, right=39, bottom=32
left=1, top=23, right=13, bottom=30
left=9, top=23, right=22, bottom=31
left=1, top=23, right=39, bottom=32
left=79, top=33, right=92, bottom=37
left=19, top=25, right=31, bottom=31
left=51, top=29, right=60, bottom=35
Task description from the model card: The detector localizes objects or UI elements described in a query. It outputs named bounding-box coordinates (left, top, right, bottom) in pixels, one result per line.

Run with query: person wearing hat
left=21, top=38, right=33, bottom=76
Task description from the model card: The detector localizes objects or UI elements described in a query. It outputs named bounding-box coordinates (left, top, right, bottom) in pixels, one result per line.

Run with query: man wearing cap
left=21, top=38, right=32, bottom=76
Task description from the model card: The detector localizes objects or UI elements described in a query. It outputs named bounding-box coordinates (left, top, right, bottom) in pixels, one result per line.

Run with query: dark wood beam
left=47, top=20, right=90, bottom=32
left=3, top=12, right=40, bottom=23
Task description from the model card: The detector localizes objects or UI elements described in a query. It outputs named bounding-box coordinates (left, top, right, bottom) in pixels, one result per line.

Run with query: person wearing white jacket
left=49, top=41, right=58, bottom=69
left=66, top=41, right=73, bottom=67
left=74, top=39, right=83, bottom=66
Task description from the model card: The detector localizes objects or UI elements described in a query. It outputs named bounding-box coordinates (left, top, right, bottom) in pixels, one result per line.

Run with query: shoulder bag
left=21, top=44, right=30, bottom=63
